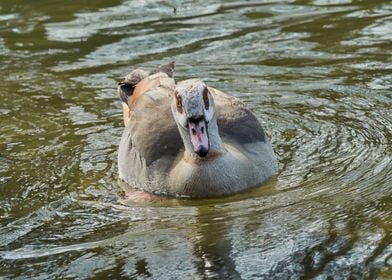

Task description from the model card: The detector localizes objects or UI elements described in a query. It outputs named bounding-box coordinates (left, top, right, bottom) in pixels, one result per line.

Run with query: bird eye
left=175, top=92, right=183, bottom=113
left=203, top=87, right=209, bottom=110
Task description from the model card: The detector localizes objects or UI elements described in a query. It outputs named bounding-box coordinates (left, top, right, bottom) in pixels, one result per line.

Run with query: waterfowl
left=117, top=63, right=277, bottom=197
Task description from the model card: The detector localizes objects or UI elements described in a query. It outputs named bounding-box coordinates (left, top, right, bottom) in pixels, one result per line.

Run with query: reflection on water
left=0, top=0, right=391, bottom=279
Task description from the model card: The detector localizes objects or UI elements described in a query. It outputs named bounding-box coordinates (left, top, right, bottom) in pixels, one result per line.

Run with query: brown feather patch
left=203, top=87, right=210, bottom=110
left=174, top=91, right=183, bottom=113
left=130, top=76, right=161, bottom=106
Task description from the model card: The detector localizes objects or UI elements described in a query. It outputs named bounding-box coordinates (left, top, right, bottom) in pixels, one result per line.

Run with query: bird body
left=118, top=64, right=277, bottom=197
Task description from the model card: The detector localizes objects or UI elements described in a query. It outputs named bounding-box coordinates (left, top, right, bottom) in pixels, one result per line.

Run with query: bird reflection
left=189, top=205, right=242, bottom=280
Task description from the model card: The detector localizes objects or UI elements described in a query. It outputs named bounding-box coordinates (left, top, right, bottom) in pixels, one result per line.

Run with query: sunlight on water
left=0, top=0, right=391, bottom=279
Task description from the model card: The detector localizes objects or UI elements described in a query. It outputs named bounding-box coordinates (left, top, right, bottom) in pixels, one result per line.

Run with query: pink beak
left=188, top=119, right=209, bottom=157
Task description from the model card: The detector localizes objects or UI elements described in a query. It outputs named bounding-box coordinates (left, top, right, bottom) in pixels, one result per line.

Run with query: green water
left=0, top=0, right=391, bottom=279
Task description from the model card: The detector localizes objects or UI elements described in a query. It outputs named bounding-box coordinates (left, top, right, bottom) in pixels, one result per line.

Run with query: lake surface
left=0, top=0, right=391, bottom=279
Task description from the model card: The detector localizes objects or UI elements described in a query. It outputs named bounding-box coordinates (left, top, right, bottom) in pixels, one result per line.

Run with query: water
left=0, top=0, right=391, bottom=279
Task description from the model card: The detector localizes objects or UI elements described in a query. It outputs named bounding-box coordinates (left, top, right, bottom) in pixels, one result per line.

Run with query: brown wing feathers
left=118, top=62, right=175, bottom=126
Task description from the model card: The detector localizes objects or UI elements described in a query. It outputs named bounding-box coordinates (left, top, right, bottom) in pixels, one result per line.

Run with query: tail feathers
left=118, top=69, right=149, bottom=104
left=151, top=61, right=175, bottom=78
left=118, top=62, right=176, bottom=127
left=118, top=62, right=175, bottom=105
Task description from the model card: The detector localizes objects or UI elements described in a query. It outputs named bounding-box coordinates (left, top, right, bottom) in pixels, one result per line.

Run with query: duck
left=117, top=62, right=278, bottom=198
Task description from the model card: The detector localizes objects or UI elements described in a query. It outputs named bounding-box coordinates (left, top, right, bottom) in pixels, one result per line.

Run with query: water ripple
left=0, top=0, right=391, bottom=279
